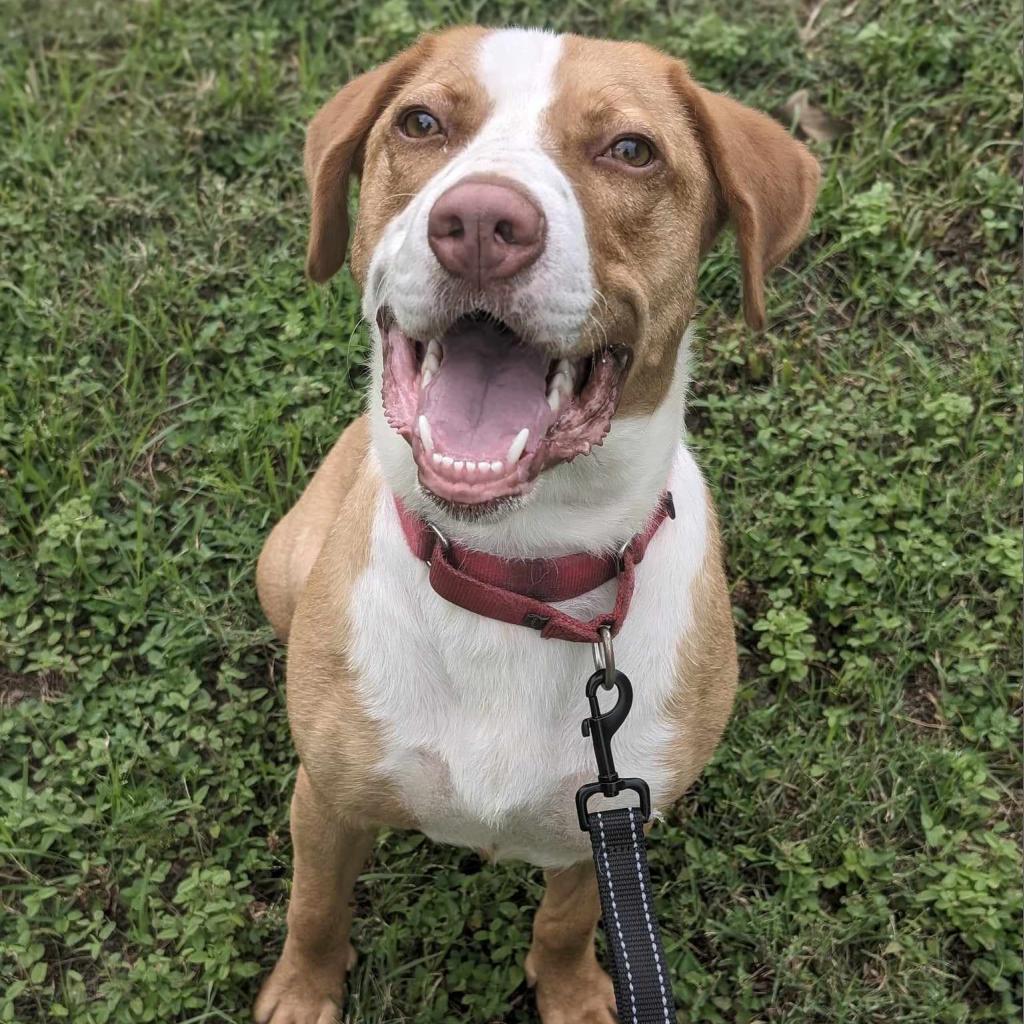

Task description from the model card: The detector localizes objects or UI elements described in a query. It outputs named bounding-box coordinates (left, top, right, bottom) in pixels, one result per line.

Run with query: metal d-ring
left=591, top=625, right=615, bottom=690
left=426, top=522, right=450, bottom=566
left=615, top=537, right=632, bottom=572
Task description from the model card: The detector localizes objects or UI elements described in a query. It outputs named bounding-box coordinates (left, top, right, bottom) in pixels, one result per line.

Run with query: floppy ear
left=676, top=74, right=820, bottom=330
left=304, top=38, right=434, bottom=283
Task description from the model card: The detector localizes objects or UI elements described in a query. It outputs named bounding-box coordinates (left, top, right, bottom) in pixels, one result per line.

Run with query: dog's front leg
left=254, top=767, right=376, bottom=1024
left=525, top=861, right=617, bottom=1024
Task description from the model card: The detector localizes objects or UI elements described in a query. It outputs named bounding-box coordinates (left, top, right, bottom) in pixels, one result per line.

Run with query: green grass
left=1, top=0, right=1020, bottom=1021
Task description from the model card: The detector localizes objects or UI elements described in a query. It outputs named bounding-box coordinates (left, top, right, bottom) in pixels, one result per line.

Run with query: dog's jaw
left=379, top=309, right=633, bottom=508
left=369, top=323, right=692, bottom=557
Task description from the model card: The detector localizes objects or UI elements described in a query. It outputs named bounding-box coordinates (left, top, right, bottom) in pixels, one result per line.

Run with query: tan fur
left=305, top=27, right=491, bottom=287
left=256, top=27, right=817, bottom=1024
left=549, top=37, right=819, bottom=415
left=550, top=37, right=715, bottom=417
left=254, top=422, right=415, bottom=1022
left=524, top=862, right=617, bottom=1023
left=253, top=767, right=376, bottom=1023
left=284, top=447, right=415, bottom=831
left=256, top=416, right=370, bottom=640
left=660, top=493, right=739, bottom=797
left=673, top=71, right=821, bottom=331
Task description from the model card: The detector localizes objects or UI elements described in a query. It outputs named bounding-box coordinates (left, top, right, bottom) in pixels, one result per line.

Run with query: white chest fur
left=348, top=445, right=709, bottom=868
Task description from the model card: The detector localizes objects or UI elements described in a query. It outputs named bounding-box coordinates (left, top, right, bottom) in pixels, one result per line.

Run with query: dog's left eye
left=606, top=136, right=655, bottom=168
left=400, top=109, right=442, bottom=139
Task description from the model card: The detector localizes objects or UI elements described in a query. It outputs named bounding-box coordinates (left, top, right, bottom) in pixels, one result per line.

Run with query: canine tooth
left=550, top=371, right=571, bottom=396
left=453, top=460, right=464, bottom=472
left=548, top=389, right=561, bottom=413
left=432, top=452, right=442, bottom=465
left=442, top=456, right=454, bottom=467
left=555, top=358, right=574, bottom=380
left=421, top=346, right=442, bottom=378
left=418, top=415, right=433, bottom=451
left=506, top=427, right=529, bottom=464
left=421, top=369, right=433, bottom=389
left=490, top=460, right=503, bottom=472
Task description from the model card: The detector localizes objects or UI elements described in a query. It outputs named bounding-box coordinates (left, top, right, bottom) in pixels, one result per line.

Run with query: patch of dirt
left=0, top=669, right=67, bottom=708
left=900, top=666, right=946, bottom=734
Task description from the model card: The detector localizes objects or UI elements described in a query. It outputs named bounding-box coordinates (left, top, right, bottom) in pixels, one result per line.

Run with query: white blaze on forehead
left=476, top=28, right=564, bottom=141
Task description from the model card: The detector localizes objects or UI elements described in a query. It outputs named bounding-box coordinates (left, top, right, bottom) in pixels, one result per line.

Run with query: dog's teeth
left=477, top=461, right=490, bottom=474
left=432, top=452, right=442, bottom=465
left=465, top=461, right=477, bottom=473
left=418, top=415, right=433, bottom=452
left=506, top=428, right=529, bottom=464
left=453, top=460, right=464, bottom=472
left=442, top=455, right=453, bottom=467
left=555, top=358, right=574, bottom=380
left=546, top=369, right=572, bottom=415
left=490, top=460, right=503, bottom=473
left=421, top=342, right=441, bottom=385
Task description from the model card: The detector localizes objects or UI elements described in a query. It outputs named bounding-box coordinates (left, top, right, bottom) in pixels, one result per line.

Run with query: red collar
left=394, top=492, right=674, bottom=643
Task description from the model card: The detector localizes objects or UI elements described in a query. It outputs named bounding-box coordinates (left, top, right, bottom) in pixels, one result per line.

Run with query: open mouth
left=379, top=309, right=631, bottom=507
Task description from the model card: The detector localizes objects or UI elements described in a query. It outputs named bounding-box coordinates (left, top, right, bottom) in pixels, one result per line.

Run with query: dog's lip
left=378, top=306, right=632, bottom=507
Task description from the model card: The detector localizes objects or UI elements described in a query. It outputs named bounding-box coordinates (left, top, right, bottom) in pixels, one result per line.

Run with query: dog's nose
left=428, top=178, right=545, bottom=287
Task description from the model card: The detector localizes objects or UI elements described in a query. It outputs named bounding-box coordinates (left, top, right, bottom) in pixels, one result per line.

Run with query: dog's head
left=304, top=28, right=818, bottom=512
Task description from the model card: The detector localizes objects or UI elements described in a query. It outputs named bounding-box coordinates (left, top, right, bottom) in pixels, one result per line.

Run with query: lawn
left=1, top=0, right=1020, bottom=1021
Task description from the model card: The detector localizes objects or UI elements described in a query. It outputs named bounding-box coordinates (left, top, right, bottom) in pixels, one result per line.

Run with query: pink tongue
left=419, top=320, right=556, bottom=460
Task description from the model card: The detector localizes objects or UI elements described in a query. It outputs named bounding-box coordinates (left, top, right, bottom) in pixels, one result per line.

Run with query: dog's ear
left=304, top=38, right=434, bottom=283
left=675, top=71, right=820, bottom=330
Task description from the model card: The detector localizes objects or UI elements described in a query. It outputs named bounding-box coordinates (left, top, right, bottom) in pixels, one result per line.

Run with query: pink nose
left=428, top=177, right=546, bottom=288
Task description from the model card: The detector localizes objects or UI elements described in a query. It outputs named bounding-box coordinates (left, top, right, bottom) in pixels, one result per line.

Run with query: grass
left=0, top=0, right=1020, bottom=1021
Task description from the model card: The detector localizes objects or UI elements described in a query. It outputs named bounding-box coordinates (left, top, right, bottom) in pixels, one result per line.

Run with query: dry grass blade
left=776, top=88, right=851, bottom=144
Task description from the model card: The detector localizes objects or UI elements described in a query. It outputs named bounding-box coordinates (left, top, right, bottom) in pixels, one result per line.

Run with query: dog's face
left=304, top=28, right=818, bottom=510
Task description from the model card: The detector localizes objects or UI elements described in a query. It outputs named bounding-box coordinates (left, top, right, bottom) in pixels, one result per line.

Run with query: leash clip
left=575, top=667, right=652, bottom=831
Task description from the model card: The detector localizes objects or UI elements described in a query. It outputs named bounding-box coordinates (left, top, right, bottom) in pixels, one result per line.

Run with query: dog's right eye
left=399, top=109, right=442, bottom=139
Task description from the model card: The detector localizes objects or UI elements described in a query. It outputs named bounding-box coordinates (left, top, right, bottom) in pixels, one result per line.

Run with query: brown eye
left=400, top=109, right=442, bottom=139
left=607, top=136, right=655, bottom=167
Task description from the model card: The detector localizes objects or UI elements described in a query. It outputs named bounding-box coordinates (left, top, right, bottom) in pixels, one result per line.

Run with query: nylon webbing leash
left=576, top=642, right=677, bottom=1024
left=589, top=808, right=674, bottom=1023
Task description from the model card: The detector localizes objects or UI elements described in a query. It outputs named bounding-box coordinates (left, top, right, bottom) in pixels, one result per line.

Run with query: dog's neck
left=368, top=329, right=693, bottom=558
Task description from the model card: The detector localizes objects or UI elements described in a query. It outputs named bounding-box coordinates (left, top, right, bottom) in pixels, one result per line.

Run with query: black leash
left=576, top=658, right=677, bottom=1023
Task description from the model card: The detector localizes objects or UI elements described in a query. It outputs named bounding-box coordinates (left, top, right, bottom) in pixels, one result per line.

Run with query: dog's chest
left=348, top=452, right=707, bottom=868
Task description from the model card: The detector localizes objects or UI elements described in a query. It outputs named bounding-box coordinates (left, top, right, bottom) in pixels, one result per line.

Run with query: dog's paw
left=526, top=952, right=618, bottom=1024
left=252, top=944, right=356, bottom=1024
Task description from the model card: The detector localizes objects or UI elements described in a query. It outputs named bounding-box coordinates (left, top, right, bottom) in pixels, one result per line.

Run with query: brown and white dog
left=254, top=26, right=818, bottom=1024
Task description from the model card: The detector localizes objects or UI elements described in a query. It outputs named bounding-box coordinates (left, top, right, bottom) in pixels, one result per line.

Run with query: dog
left=253, top=26, right=818, bottom=1024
